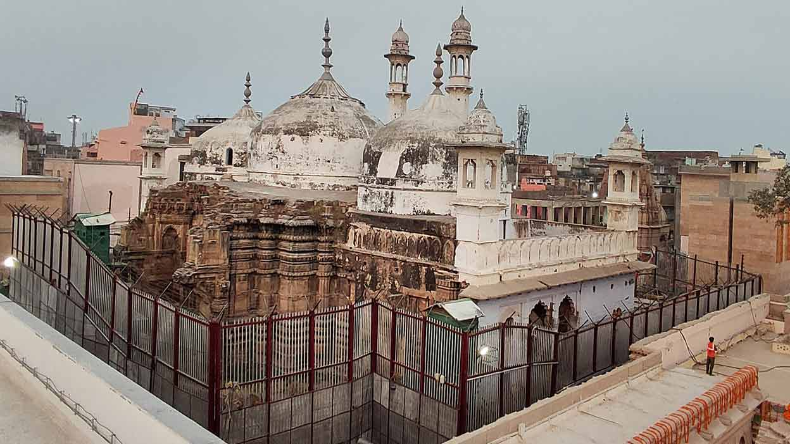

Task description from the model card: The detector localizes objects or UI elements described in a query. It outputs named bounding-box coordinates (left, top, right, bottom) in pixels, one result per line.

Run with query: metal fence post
left=82, top=252, right=91, bottom=346
left=572, top=329, right=579, bottom=381
left=457, top=330, right=469, bottom=436
left=692, top=254, right=698, bottom=288
left=33, top=216, right=38, bottom=272
left=149, top=296, right=160, bottom=391
left=592, top=324, right=598, bottom=372
left=610, top=319, right=617, bottom=366
left=550, top=330, right=560, bottom=395
left=348, top=303, right=355, bottom=383
left=173, top=309, right=180, bottom=389
left=670, top=251, right=677, bottom=294
left=734, top=282, right=739, bottom=304
left=714, top=261, right=719, bottom=286
left=628, top=311, right=635, bottom=345
left=108, top=275, right=117, bottom=357
left=265, top=315, right=273, bottom=438
left=66, top=234, right=73, bottom=297
left=498, top=323, right=506, bottom=416
left=57, top=227, right=64, bottom=289
left=419, top=315, right=428, bottom=395
left=207, top=321, right=222, bottom=435
left=658, top=302, right=664, bottom=333
left=309, top=308, right=316, bottom=391
left=126, top=288, right=134, bottom=363
left=695, top=289, right=701, bottom=318
left=370, top=301, right=378, bottom=376
left=526, top=327, right=534, bottom=405
left=10, top=210, right=15, bottom=256
left=389, top=308, right=398, bottom=380
left=48, top=218, right=55, bottom=282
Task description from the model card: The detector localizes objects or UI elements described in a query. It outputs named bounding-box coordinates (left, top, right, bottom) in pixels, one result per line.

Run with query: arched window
left=152, top=153, right=161, bottom=169
left=529, top=301, right=552, bottom=329
left=451, top=56, right=457, bottom=76
left=613, top=170, right=625, bottom=192
left=485, top=160, right=497, bottom=189
left=458, top=56, right=466, bottom=76
left=395, top=64, right=403, bottom=83
left=463, top=159, right=476, bottom=188
left=144, top=152, right=148, bottom=167
left=631, top=171, right=638, bottom=194
left=225, top=148, right=233, bottom=166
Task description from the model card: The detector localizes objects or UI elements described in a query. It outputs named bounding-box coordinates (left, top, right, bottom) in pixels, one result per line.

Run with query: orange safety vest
left=707, top=342, right=716, bottom=358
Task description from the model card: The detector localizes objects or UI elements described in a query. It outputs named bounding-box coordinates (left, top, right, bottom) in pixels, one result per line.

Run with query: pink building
left=86, top=103, right=182, bottom=162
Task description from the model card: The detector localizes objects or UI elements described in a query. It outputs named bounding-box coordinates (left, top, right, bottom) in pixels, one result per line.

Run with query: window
left=152, top=153, right=161, bottom=169
left=613, top=170, right=625, bottom=192
left=631, top=171, right=638, bottom=194
left=485, top=160, right=496, bottom=189
left=463, top=159, right=476, bottom=188
left=225, top=148, right=233, bottom=166
left=179, top=162, right=185, bottom=181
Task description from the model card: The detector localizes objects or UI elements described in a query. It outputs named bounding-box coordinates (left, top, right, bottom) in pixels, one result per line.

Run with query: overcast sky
left=2, top=0, right=788, bottom=156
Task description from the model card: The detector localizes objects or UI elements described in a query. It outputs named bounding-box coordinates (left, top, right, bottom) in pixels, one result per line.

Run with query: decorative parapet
left=455, top=230, right=638, bottom=285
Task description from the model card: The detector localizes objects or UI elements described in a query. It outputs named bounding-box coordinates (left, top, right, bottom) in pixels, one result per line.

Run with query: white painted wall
left=0, top=294, right=225, bottom=444
left=0, top=130, right=24, bottom=176
left=476, top=273, right=636, bottom=327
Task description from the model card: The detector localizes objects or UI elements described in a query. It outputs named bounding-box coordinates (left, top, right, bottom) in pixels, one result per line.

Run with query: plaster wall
left=0, top=176, right=64, bottom=256
left=0, top=130, right=24, bottom=176
left=357, top=183, right=456, bottom=216
left=0, top=294, right=224, bottom=444
left=680, top=171, right=790, bottom=293
left=476, top=273, right=636, bottom=326
left=71, top=161, right=141, bottom=225
left=455, top=230, right=638, bottom=286
left=250, top=134, right=366, bottom=189
left=630, top=294, right=769, bottom=368
left=94, top=114, right=174, bottom=162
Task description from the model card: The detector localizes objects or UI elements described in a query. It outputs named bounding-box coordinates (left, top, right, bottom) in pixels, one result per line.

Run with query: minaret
left=602, top=113, right=648, bottom=233
left=451, top=90, right=509, bottom=286
left=139, top=118, right=170, bottom=211
left=384, top=21, right=415, bottom=122
left=444, top=7, right=478, bottom=117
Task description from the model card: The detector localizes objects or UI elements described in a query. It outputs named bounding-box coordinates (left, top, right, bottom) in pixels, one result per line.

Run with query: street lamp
left=3, top=256, right=18, bottom=268
left=67, top=114, right=82, bottom=148
left=591, top=191, right=599, bottom=199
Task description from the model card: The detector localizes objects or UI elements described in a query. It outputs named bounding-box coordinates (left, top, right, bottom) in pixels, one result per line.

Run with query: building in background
left=646, top=150, right=719, bottom=250
left=514, top=154, right=556, bottom=187
left=553, top=152, right=607, bottom=196
left=87, top=102, right=183, bottom=162
left=679, top=156, right=790, bottom=293
left=0, top=176, right=65, bottom=256
left=0, top=111, right=27, bottom=176
left=752, top=143, right=787, bottom=170
left=42, top=158, right=142, bottom=244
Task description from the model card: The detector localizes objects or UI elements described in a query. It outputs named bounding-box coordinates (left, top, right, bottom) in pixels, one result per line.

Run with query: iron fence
left=5, top=206, right=762, bottom=443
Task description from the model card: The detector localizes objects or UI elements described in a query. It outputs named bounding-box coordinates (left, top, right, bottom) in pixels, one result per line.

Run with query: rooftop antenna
left=517, top=105, right=530, bottom=155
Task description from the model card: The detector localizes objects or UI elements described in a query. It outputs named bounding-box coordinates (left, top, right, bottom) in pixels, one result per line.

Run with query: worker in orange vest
left=706, top=336, right=717, bottom=375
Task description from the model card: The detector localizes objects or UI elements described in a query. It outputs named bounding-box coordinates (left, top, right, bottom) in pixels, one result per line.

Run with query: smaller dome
left=607, top=113, right=644, bottom=159
left=388, top=21, right=412, bottom=56
left=449, top=8, right=473, bottom=45
left=392, top=22, right=409, bottom=44
left=458, top=92, right=503, bottom=144
left=452, top=9, right=471, bottom=32
left=143, top=119, right=169, bottom=146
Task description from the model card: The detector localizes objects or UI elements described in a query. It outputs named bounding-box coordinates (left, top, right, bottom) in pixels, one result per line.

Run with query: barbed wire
left=0, top=338, right=124, bottom=444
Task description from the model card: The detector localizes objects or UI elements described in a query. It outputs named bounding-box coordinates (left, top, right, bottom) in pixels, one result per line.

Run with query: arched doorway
left=162, top=226, right=179, bottom=251
left=528, top=301, right=553, bottom=329
left=558, top=296, right=579, bottom=333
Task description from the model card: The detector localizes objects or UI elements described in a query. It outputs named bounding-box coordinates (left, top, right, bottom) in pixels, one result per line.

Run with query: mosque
left=117, top=10, right=652, bottom=328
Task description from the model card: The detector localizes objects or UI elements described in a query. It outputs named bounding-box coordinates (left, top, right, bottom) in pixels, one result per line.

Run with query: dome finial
left=399, top=19, right=403, bottom=29
left=243, top=72, right=252, bottom=105
left=432, top=43, right=444, bottom=94
left=624, top=112, right=629, bottom=125
left=322, top=18, right=333, bottom=74
left=474, top=88, right=487, bottom=109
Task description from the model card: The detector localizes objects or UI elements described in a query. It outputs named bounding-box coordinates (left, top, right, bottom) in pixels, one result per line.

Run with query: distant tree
left=748, top=165, right=790, bottom=223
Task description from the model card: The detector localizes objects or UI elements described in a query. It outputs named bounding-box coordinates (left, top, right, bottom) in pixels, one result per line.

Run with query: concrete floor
left=696, top=338, right=790, bottom=404
left=0, top=347, right=100, bottom=444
